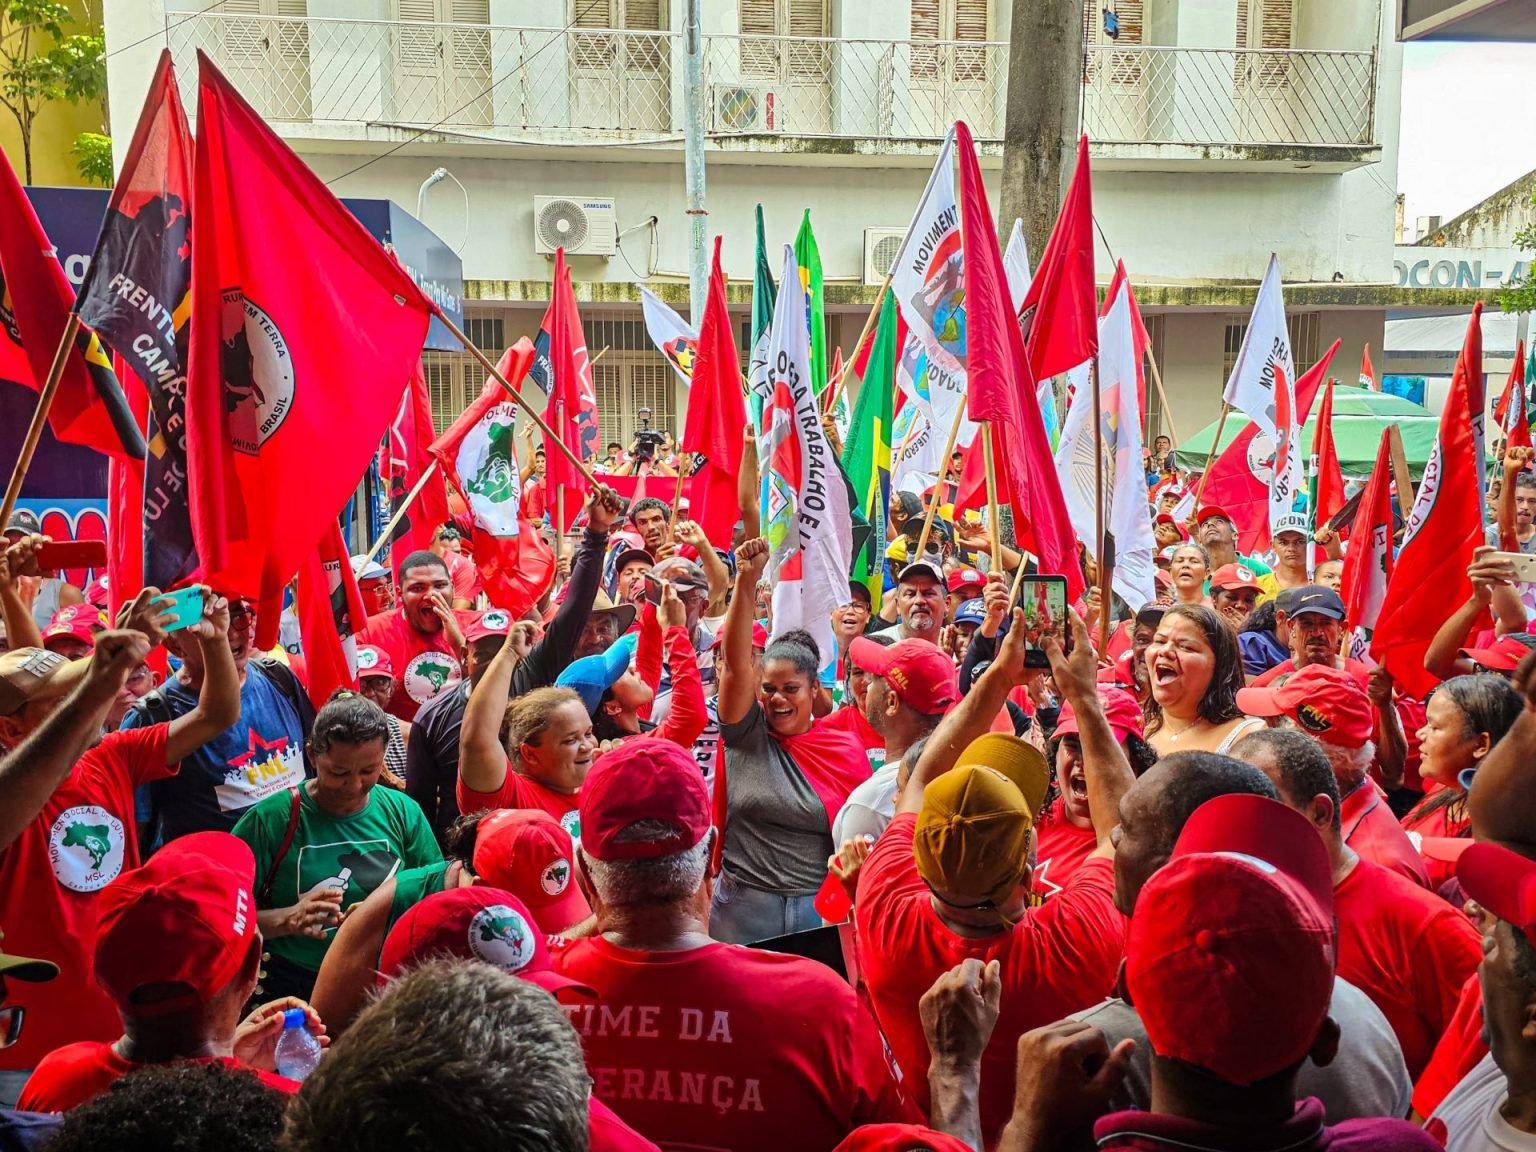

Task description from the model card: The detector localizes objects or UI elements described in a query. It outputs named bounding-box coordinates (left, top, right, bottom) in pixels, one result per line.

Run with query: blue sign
left=344, top=199, right=465, bottom=351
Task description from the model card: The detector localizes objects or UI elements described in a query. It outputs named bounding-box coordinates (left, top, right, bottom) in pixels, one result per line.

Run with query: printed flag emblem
left=220, top=292, right=295, bottom=456
left=468, top=905, right=537, bottom=972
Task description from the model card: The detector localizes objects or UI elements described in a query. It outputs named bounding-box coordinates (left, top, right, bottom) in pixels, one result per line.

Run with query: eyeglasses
left=228, top=602, right=257, bottom=625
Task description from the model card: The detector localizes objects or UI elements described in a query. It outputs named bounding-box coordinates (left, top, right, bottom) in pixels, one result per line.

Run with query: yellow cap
left=915, top=764, right=1035, bottom=909
left=955, top=733, right=1049, bottom=814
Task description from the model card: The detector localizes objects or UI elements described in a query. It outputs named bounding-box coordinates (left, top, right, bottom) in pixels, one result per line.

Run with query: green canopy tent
left=1171, top=384, right=1447, bottom=480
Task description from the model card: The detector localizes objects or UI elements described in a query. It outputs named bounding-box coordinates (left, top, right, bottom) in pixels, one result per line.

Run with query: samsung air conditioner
left=863, top=227, right=907, bottom=286
left=533, top=195, right=618, bottom=257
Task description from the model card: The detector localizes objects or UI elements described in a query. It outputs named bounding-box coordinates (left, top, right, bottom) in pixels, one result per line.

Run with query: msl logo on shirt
left=403, top=650, right=463, bottom=704
left=48, top=805, right=126, bottom=893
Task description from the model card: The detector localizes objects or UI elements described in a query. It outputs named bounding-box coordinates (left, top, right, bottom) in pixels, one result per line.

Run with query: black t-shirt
left=405, top=680, right=469, bottom=843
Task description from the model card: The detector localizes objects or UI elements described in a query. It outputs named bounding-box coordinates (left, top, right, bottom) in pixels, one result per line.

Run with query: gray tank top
left=29, top=578, right=62, bottom=630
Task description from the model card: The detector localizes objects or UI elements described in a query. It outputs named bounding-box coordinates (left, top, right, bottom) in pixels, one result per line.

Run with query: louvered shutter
left=952, top=0, right=988, bottom=83
left=910, top=0, right=940, bottom=82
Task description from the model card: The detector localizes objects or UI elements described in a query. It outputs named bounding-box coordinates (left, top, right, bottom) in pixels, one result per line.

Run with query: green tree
left=0, top=0, right=107, bottom=183
left=1498, top=187, right=1536, bottom=315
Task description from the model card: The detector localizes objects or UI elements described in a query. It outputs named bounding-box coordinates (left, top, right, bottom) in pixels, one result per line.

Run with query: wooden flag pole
left=1191, top=402, right=1231, bottom=510
left=1143, top=344, right=1180, bottom=445
left=914, top=402, right=969, bottom=559
left=438, top=312, right=598, bottom=488
left=363, top=461, right=442, bottom=566
left=668, top=454, right=690, bottom=530
left=823, top=270, right=892, bottom=417
left=982, top=424, right=1004, bottom=578
left=556, top=489, right=566, bottom=561
left=1, top=312, right=81, bottom=532
left=1091, top=358, right=1112, bottom=654
left=1386, top=424, right=1414, bottom=527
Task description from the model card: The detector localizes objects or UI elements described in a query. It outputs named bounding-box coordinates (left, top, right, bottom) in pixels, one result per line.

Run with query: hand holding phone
left=155, top=586, right=206, bottom=633
left=1014, top=575, right=1069, bottom=669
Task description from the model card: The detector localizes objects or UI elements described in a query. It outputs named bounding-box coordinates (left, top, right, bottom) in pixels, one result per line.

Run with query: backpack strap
left=257, top=786, right=303, bottom=905
left=250, top=656, right=316, bottom=742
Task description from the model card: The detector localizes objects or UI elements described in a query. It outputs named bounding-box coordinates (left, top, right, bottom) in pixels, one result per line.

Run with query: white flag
left=640, top=286, right=699, bottom=384
left=1222, top=254, right=1294, bottom=441
left=763, top=247, right=853, bottom=668
left=1004, top=218, right=1032, bottom=313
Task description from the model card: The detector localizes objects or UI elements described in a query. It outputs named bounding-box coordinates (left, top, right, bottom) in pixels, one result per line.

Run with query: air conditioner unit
left=863, top=228, right=906, bottom=286
left=533, top=195, right=618, bottom=257
left=710, top=83, right=778, bottom=133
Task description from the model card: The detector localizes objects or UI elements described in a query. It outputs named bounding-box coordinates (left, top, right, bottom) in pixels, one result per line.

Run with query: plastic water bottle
left=273, top=1008, right=322, bottom=1081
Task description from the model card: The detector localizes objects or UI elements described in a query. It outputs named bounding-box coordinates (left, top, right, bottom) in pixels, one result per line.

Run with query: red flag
left=543, top=248, right=597, bottom=530
left=187, top=52, right=432, bottom=646
left=1360, top=343, right=1377, bottom=390
left=956, top=121, right=1082, bottom=600
left=0, top=148, right=144, bottom=459
left=1373, top=305, right=1486, bottom=700
left=431, top=341, right=557, bottom=619
left=1341, top=429, right=1394, bottom=633
left=295, top=519, right=370, bottom=709
left=1496, top=339, right=1530, bottom=450
left=679, top=237, right=747, bottom=548
left=106, top=355, right=148, bottom=620
left=386, top=359, right=452, bottom=576
left=1197, top=340, right=1341, bottom=553
left=1311, top=382, right=1346, bottom=531
left=1020, top=134, right=1098, bottom=383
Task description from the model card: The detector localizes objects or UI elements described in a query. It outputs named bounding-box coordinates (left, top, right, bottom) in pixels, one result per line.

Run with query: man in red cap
left=552, top=736, right=900, bottom=1151
left=857, top=611, right=1132, bottom=1146
left=1238, top=663, right=1429, bottom=885
left=830, top=637, right=959, bottom=847
left=1232, top=728, right=1482, bottom=1080
left=0, top=602, right=241, bottom=1090
left=1430, top=841, right=1536, bottom=1150
left=1191, top=506, right=1277, bottom=597
left=1002, top=800, right=1441, bottom=1151
left=18, top=832, right=315, bottom=1111
left=39, top=607, right=104, bottom=663
left=1036, top=687, right=1155, bottom=900
left=946, top=568, right=986, bottom=624
left=1208, top=563, right=1262, bottom=630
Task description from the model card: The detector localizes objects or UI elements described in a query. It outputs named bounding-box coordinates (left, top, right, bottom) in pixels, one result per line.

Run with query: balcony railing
left=164, top=12, right=1377, bottom=151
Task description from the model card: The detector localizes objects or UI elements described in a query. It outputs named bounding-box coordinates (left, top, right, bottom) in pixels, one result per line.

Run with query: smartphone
left=1015, top=575, right=1069, bottom=668
left=1491, top=551, right=1536, bottom=584
left=34, top=540, right=107, bottom=571
left=640, top=571, right=664, bottom=605
left=155, top=586, right=205, bottom=633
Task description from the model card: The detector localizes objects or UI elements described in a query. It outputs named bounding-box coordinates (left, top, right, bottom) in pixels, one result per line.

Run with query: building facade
left=104, top=0, right=1405, bottom=446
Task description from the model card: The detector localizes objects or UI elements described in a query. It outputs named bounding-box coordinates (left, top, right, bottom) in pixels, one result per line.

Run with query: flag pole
left=437, top=312, right=598, bottom=488
left=1386, top=424, right=1414, bottom=527
left=0, top=313, right=81, bottom=532
left=915, top=402, right=968, bottom=558
left=669, top=454, right=690, bottom=530
left=1090, top=358, right=1111, bottom=653
left=1143, top=345, right=1180, bottom=444
left=362, top=461, right=441, bottom=566
left=1191, top=402, right=1231, bottom=510
left=981, top=424, right=1003, bottom=578
left=823, top=271, right=892, bottom=416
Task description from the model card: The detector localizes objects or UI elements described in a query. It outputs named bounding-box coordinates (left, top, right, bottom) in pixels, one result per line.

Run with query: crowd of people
left=3, top=430, right=1536, bottom=1152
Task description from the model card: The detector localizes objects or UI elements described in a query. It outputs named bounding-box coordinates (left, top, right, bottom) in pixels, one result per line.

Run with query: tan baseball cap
left=0, top=647, right=88, bottom=717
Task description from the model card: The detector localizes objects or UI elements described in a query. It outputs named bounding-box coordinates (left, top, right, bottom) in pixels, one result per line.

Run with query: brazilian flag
left=841, top=292, right=896, bottom=612
left=794, top=209, right=827, bottom=397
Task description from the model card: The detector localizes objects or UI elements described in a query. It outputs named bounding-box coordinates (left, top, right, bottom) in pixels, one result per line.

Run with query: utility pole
left=683, top=0, right=708, bottom=326
left=999, top=0, right=1082, bottom=257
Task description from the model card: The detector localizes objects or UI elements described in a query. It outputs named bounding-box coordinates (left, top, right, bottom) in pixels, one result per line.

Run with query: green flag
left=750, top=204, right=777, bottom=427
left=841, top=292, right=896, bottom=612
left=794, top=208, right=827, bottom=396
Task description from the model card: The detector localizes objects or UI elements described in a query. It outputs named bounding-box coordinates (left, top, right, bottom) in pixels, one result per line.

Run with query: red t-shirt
left=589, top=1097, right=661, bottom=1152
left=1411, top=974, right=1486, bottom=1119
left=1250, top=657, right=1372, bottom=688
left=1333, top=857, right=1482, bottom=1079
left=524, top=476, right=548, bottom=522
left=443, top=549, right=480, bottom=604
left=1400, top=788, right=1469, bottom=893
left=551, top=937, right=901, bottom=1152
left=856, top=813, right=1124, bottom=1145
left=458, top=768, right=580, bottom=841
left=1032, top=797, right=1099, bottom=901
left=19, top=1044, right=297, bottom=1111
left=819, top=704, right=884, bottom=764
left=1340, top=781, right=1430, bottom=888
left=358, top=607, right=474, bottom=721
left=0, top=725, right=174, bottom=1073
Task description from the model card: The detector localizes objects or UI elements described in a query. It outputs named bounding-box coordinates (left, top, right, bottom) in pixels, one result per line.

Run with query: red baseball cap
left=946, top=568, right=986, bottom=596
left=41, top=605, right=105, bottom=652
left=1460, top=633, right=1536, bottom=673
left=710, top=622, right=769, bottom=651
left=1209, top=563, right=1262, bottom=593
left=464, top=608, right=515, bottom=645
left=1054, top=687, right=1145, bottom=743
left=378, top=887, right=592, bottom=998
left=848, top=636, right=959, bottom=716
left=94, top=833, right=258, bottom=1016
left=1171, top=792, right=1336, bottom=920
left=1196, top=505, right=1233, bottom=525
left=1127, top=850, right=1333, bottom=1086
left=1235, top=663, right=1373, bottom=748
left=353, top=644, right=394, bottom=681
left=579, top=737, right=713, bottom=862
left=833, top=1125, right=975, bottom=1152
left=1458, top=841, right=1536, bottom=945
left=471, top=809, right=591, bottom=934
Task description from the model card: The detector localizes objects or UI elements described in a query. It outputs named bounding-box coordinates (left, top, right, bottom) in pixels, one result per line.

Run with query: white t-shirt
left=1432, top=1053, right=1536, bottom=1151
left=831, top=764, right=899, bottom=848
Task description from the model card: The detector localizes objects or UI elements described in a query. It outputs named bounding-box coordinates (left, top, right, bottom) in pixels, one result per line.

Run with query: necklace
left=1163, top=715, right=1207, bottom=743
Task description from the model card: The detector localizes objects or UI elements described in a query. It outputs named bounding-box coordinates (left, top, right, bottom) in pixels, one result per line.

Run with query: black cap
left=4, top=509, right=40, bottom=536
left=847, top=580, right=873, bottom=606
left=1285, top=585, right=1345, bottom=621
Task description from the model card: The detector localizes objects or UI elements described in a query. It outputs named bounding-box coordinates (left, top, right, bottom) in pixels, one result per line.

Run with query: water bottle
left=273, top=1008, right=322, bottom=1081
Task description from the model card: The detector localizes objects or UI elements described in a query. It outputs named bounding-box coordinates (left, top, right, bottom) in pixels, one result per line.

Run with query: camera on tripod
left=633, top=407, right=666, bottom=463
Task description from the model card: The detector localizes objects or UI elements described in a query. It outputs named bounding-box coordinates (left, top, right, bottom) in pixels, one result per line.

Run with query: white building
left=104, top=0, right=1404, bottom=447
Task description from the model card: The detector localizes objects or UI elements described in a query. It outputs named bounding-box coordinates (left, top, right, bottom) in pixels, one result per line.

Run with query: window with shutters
left=1221, top=313, right=1316, bottom=388
left=1082, top=0, right=1144, bottom=87
left=910, top=0, right=989, bottom=84
left=583, top=313, right=679, bottom=446
left=217, top=0, right=311, bottom=120
left=1236, top=0, right=1293, bottom=88
left=393, top=0, right=490, bottom=125
left=741, top=0, right=829, bottom=82
left=569, top=0, right=669, bottom=130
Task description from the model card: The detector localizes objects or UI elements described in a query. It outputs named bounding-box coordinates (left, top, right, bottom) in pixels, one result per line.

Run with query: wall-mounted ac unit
left=863, top=227, right=906, bottom=286
left=534, top=195, right=618, bottom=256
left=710, top=83, right=778, bottom=133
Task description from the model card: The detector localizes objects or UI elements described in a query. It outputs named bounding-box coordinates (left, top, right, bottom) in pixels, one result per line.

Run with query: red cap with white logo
left=471, top=809, right=591, bottom=935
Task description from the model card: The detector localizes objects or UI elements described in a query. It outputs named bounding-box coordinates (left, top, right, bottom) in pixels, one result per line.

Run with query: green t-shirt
left=234, top=783, right=442, bottom=972
left=385, top=861, right=451, bottom=945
